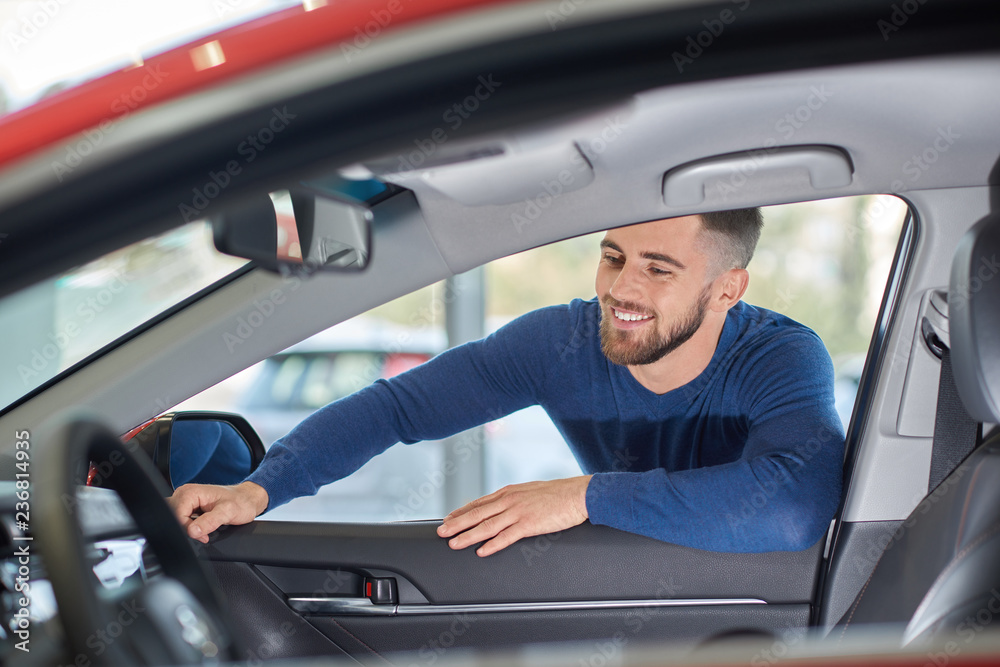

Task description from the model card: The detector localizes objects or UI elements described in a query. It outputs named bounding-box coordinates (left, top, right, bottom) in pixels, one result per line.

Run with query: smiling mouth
left=612, top=307, right=652, bottom=322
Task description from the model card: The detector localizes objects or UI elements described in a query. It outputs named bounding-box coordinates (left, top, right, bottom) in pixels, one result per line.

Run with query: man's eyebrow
left=600, top=239, right=686, bottom=270
left=600, top=239, right=621, bottom=252
left=641, top=251, right=686, bottom=270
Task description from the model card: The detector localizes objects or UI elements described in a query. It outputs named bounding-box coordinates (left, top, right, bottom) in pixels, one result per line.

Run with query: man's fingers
left=477, top=525, right=524, bottom=557
left=444, top=486, right=507, bottom=521
left=167, top=486, right=209, bottom=524
left=168, top=483, right=261, bottom=542
left=445, top=511, right=517, bottom=550
left=437, top=478, right=592, bottom=556
left=438, top=497, right=507, bottom=538
left=187, top=509, right=228, bottom=543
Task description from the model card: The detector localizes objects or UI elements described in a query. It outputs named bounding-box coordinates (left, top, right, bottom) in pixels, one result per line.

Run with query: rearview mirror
left=212, top=187, right=372, bottom=274
left=126, top=412, right=266, bottom=490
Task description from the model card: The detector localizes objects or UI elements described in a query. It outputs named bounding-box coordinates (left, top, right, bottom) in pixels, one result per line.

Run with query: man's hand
left=436, top=476, right=592, bottom=557
left=168, top=481, right=269, bottom=543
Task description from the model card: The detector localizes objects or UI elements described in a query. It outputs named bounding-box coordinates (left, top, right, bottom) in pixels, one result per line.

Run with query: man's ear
left=711, top=268, right=749, bottom=311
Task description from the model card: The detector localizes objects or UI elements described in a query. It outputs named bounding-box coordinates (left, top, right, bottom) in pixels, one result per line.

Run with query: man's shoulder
left=724, top=301, right=834, bottom=386
left=729, top=301, right=823, bottom=347
left=724, top=302, right=832, bottom=375
left=722, top=303, right=840, bottom=426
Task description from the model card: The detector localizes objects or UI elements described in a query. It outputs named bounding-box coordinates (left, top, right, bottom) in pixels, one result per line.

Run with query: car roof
left=0, top=0, right=511, bottom=168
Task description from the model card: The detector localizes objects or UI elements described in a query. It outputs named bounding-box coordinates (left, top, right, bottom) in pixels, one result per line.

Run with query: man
left=170, top=209, right=844, bottom=555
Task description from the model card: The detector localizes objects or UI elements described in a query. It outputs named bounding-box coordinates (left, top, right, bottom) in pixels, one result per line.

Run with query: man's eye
left=649, top=267, right=671, bottom=276
left=603, top=254, right=623, bottom=265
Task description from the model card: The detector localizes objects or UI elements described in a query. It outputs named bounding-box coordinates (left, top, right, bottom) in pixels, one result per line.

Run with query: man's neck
left=626, top=312, right=727, bottom=395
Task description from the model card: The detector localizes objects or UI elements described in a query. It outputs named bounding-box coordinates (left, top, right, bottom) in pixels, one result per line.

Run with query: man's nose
left=609, top=264, right=641, bottom=303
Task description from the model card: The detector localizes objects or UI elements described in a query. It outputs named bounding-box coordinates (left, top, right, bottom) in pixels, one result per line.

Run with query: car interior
left=0, top=0, right=999, bottom=664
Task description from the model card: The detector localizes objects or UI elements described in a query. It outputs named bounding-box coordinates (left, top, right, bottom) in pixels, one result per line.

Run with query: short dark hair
left=699, top=208, right=764, bottom=271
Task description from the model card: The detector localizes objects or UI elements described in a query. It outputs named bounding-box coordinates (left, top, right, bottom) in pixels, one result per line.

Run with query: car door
left=186, top=191, right=909, bottom=662
left=202, top=520, right=825, bottom=663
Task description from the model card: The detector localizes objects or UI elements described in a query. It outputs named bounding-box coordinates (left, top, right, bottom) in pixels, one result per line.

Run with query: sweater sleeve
left=586, top=330, right=845, bottom=553
left=246, top=307, right=563, bottom=510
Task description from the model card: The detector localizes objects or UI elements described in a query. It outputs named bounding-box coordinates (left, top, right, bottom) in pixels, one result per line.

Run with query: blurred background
left=179, top=195, right=908, bottom=522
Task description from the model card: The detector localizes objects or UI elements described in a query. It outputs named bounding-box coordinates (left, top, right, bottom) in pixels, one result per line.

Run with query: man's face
left=595, top=215, right=719, bottom=366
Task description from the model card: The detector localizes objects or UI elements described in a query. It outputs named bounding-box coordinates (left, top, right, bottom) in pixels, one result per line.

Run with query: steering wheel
left=35, top=417, right=241, bottom=665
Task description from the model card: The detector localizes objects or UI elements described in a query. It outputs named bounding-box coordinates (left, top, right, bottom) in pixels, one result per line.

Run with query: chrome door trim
left=287, top=597, right=767, bottom=616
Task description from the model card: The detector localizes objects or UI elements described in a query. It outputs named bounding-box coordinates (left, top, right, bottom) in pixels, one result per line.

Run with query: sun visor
left=376, top=142, right=595, bottom=207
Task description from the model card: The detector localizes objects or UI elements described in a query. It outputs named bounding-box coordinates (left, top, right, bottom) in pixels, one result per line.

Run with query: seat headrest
left=949, top=212, right=1000, bottom=423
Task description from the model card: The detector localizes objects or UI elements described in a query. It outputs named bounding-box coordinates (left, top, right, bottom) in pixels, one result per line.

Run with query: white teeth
left=613, top=309, right=651, bottom=322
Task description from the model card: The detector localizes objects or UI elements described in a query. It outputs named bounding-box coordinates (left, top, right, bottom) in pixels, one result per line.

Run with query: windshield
left=0, top=222, right=246, bottom=411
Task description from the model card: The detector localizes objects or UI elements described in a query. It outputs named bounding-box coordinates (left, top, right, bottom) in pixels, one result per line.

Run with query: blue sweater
left=247, top=299, right=844, bottom=553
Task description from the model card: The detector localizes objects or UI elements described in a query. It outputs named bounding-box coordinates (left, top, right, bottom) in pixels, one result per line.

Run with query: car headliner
left=0, top=0, right=997, bottom=293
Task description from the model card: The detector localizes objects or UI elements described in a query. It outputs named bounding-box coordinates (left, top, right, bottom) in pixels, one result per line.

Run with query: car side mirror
left=212, top=187, right=372, bottom=274
left=126, top=412, right=266, bottom=490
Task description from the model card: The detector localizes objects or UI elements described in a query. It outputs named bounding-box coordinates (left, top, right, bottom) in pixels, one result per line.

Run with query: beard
left=600, top=288, right=711, bottom=366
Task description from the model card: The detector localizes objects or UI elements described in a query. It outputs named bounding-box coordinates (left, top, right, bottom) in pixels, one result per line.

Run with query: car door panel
left=321, top=605, right=810, bottom=660
left=203, top=520, right=823, bottom=661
